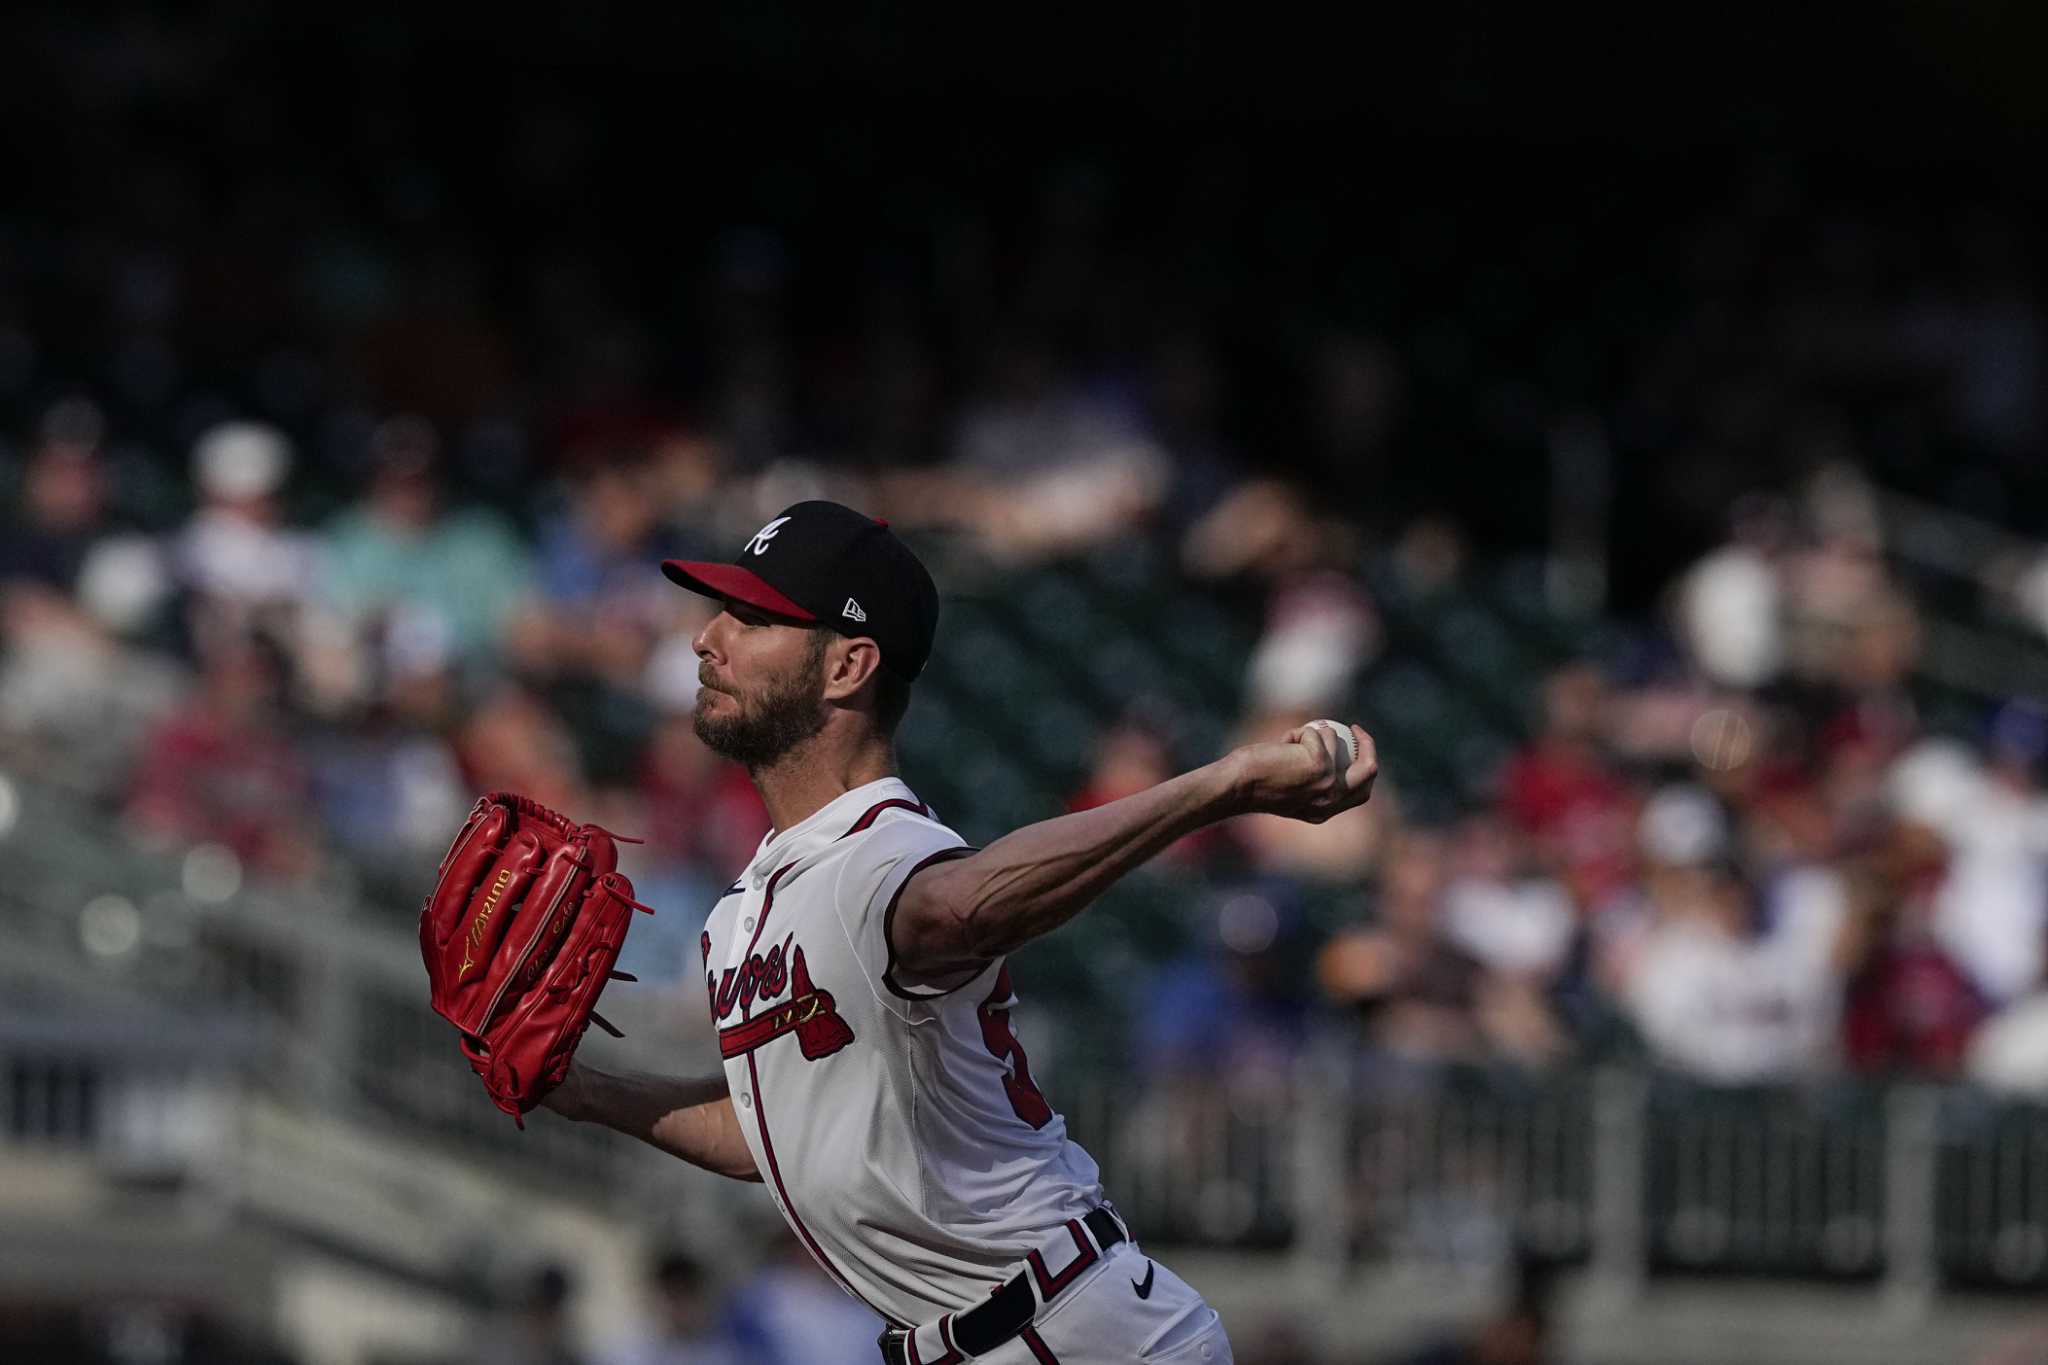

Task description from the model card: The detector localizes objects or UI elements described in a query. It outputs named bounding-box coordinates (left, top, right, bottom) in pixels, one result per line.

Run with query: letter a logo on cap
left=843, top=598, right=867, bottom=622
left=745, top=516, right=792, bottom=557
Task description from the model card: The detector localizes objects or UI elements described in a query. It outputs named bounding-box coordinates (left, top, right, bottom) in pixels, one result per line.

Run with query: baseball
left=1305, top=718, right=1361, bottom=768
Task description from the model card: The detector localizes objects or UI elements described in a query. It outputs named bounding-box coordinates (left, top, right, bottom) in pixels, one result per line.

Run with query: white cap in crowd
left=193, top=421, right=292, bottom=501
left=1638, top=783, right=1729, bottom=867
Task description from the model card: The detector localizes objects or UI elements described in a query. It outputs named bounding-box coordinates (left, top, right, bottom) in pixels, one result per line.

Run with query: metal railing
left=1060, top=1060, right=2048, bottom=1300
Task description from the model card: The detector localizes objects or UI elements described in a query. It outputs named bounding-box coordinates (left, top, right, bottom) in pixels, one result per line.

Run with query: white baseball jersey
left=700, top=777, right=1108, bottom=1330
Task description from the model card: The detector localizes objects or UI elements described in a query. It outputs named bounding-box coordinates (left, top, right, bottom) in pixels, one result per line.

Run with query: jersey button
left=738, top=1091, right=752, bottom=1109
left=742, top=916, right=756, bottom=932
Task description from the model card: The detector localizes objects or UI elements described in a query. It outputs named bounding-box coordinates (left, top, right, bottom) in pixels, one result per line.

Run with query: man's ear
left=823, top=636, right=885, bottom=704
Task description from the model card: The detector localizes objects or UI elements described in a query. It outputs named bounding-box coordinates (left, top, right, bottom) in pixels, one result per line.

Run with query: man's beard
left=693, top=647, right=830, bottom=768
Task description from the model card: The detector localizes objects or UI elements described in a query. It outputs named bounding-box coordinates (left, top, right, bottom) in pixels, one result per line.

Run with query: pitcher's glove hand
left=419, top=792, right=653, bottom=1125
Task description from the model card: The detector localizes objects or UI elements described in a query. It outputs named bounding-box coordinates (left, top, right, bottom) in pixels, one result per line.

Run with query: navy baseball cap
left=662, top=501, right=939, bottom=679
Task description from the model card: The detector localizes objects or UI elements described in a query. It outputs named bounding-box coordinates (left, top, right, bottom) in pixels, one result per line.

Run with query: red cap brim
left=661, top=560, right=819, bottom=621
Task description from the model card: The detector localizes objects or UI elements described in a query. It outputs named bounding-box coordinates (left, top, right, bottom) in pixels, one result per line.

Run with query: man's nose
left=693, top=612, right=727, bottom=659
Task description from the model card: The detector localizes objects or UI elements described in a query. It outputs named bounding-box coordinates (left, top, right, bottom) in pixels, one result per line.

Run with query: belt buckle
left=877, top=1327, right=910, bottom=1365
left=1084, top=1203, right=1127, bottom=1253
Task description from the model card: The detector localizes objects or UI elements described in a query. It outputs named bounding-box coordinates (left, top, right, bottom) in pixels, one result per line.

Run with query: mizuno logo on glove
left=459, top=867, right=516, bottom=978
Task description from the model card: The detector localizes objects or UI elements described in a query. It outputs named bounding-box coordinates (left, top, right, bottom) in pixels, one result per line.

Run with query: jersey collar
left=743, top=776, right=923, bottom=886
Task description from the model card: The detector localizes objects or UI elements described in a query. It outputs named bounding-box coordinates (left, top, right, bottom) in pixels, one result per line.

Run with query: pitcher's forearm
left=546, top=1065, right=761, bottom=1181
left=914, top=756, right=1246, bottom=963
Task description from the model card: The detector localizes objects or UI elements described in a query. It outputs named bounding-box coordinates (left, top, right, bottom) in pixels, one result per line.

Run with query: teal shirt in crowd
left=317, top=507, right=532, bottom=662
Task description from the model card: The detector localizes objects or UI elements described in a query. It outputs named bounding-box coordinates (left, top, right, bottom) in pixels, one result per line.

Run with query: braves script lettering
left=711, top=933, right=794, bottom=1018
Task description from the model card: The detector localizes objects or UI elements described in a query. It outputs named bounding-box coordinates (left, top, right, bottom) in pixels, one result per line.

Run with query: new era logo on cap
left=660, top=502, right=938, bottom=679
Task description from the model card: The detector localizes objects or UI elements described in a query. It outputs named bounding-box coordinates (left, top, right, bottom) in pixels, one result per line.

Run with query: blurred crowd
left=1130, top=458, right=2048, bottom=1101
left=5, top=171, right=2048, bottom=1110
left=12, top=389, right=2048, bottom=1103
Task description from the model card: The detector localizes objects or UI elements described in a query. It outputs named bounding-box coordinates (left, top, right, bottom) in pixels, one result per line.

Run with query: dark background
left=4, top=2, right=2044, bottom=608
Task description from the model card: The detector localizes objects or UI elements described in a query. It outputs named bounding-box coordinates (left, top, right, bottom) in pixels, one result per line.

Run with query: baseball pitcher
left=437, top=501, right=1378, bottom=1364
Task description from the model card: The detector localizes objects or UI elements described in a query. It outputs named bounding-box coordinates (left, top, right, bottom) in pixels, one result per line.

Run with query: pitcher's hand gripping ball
left=1305, top=718, right=1361, bottom=767
left=419, top=793, right=653, bottom=1125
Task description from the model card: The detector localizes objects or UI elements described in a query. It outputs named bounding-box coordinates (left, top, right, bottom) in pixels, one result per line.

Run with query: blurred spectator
left=1243, top=572, right=1381, bottom=715
left=1389, top=516, right=1470, bottom=601
left=0, top=399, right=115, bottom=598
left=932, top=331, right=1171, bottom=561
left=1837, top=828, right=1986, bottom=1077
left=725, top=1235, right=881, bottom=1365
left=1181, top=478, right=1362, bottom=585
left=642, top=431, right=733, bottom=552
left=1069, top=717, right=1230, bottom=867
left=1674, top=492, right=1788, bottom=690
left=1320, top=829, right=1480, bottom=1062
left=1832, top=586, right=1922, bottom=701
left=597, top=1248, right=741, bottom=1365
left=1810, top=702, right=1914, bottom=854
left=1780, top=464, right=1918, bottom=697
left=611, top=707, right=773, bottom=984
left=610, top=699, right=770, bottom=986
left=1931, top=707, right=2048, bottom=1006
left=316, top=416, right=532, bottom=668
left=1139, top=878, right=1315, bottom=1084
left=0, top=401, right=173, bottom=644
left=455, top=686, right=589, bottom=813
left=475, top=1263, right=586, bottom=1365
left=637, top=709, right=772, bottom=876
left=1318, top=830, right=1565, bottom=1067
left=1496, top=664, right=1637, bottom=909
left=876, top=331, right=1169, bottom=561
left=306, top=635, right=469, bottom=885
left=124, top=631, right=322, bottom=876
left=1614, top=789, right=1843, bottom=1083
left=507, top=453, right=675, bottom=687
left=173, top=421, right=316, bottom=635
left=1129, top=878, right=1319, bottom=1239
left=1439, top=814, right=1576, bottom=984
left=0, top=404, right=184, bottom=783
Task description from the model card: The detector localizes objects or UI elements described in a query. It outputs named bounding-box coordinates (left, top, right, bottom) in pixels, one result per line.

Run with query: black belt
left=878, top=1207, right=1126, bottom=1364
